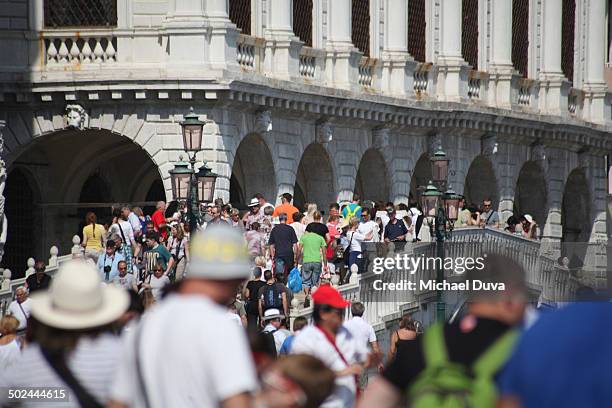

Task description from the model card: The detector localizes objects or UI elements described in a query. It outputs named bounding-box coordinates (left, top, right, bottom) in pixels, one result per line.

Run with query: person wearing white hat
left=520, top=214, right=539, bottom=240
left=109, top=225, right=258, bottom=408
left=242, top=197, right=263, bottom=231
left=0, top=260, right=129, bottom=408
left=262, top=308, right=288, bottom=354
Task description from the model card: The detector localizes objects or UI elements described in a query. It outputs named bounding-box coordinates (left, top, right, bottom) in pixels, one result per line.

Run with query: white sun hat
left=187, top=224, right=251, bottom=280
left=263, top=308, right=284, bottom=321
left=30, top=260, right=129, bottom=330
left=524, top=214, right=534, bottom=224
left=248, top=198, right=260, bottom=207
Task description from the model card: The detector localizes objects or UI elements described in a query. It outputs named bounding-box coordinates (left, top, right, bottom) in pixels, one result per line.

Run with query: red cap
left=312, top=284, right=350, bottom=308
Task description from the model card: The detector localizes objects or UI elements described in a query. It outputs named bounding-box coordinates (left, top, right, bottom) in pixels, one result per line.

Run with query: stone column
left=380, top=0, right=413, bottom=96
left=436, top=0, right=467, bottom=101
left=162, top=0, right=238, bottom=71
left=538, top=0, right=566, bottom=114
left=582, top=0, right=607, bottom=124
left=263, top=0, right=301, bottom=79
left=325, top=0, right=360, bottom=90
left=487, top=0, right=514, bottom=108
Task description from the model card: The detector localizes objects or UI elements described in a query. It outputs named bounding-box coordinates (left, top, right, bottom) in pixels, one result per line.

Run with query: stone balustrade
left=298, top=47, right=317, bottom=79
left=413, top=62, right=432, bottom=97
left=568, top=88, right=583, bottom=116
left=0, top=235, right=80, bottom=315
left=515, top=77, right=537, bottom=108
left=358, top=57, right=376, bottom=88
left=236, top=34, right=265, bottom=71
left=44, top=34, right=117, bottom=66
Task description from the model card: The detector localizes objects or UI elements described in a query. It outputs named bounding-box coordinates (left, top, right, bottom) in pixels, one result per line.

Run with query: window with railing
left=44, top=0, right=117, bottom=28
left=408, top=0, right=426, bottom=62
left=352, top=0, right=370, bottom=57
left=561, top=0, right=575, bottom=83
left=511, top=0, right=529, bottom=77
left=293, top=0, right=313, bottom=47
left=461, top=0, right=478, bottom=69
left=229, top=0, right=251, bottom=35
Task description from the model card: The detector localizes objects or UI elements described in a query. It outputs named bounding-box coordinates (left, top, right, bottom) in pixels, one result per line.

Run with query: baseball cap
left=312, top=284, right=350, bottom=308
left=187, top=225, right=251, bottom=280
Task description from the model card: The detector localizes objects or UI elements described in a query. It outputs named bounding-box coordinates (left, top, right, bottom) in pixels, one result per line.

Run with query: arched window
left=511, top=0, right=529, bottom=77
left=352, top=0, right=370, bottom=56
left=229, top=0, right=251, bottom=35
left=462, top=0, right=479, bottom=69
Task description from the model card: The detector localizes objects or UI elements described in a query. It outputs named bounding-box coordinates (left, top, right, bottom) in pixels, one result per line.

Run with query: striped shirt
left=0, top=334, right=123, bottom=407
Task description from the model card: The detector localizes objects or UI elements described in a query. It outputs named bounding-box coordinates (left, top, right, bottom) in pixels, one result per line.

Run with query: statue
left=65, top=104, right=89, bottom=130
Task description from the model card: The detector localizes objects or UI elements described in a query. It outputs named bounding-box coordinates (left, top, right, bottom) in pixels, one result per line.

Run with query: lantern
left=180, top=107, right=205, bottom=152
left=169, top=161, right=193, bottom=201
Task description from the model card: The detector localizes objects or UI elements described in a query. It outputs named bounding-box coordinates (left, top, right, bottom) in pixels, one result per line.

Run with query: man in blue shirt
left=97, top=240, right=125, bottom=282
left=497, top=302, right=612, bottom=408
left=384, top=208, right=408, bottom=242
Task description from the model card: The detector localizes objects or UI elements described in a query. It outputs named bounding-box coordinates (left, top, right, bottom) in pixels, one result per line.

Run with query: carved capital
left=531, top=143, right=549, bottom=172
left=481, top=135, right=498, bottom=156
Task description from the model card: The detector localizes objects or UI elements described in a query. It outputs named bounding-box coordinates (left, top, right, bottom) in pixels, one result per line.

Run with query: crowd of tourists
left=0, top=191, right=601, bottom=408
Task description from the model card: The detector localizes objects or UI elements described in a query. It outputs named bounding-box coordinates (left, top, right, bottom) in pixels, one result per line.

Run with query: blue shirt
left=279, top=335, right=296, bottom=355
left=384, top=219, right=408, bottom=241
left=498, top=303, right=612, bottom=408
left=97, top=252, right=125, bottom=282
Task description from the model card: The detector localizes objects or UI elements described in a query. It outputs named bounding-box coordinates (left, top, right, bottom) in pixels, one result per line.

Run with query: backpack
left=407, top=322, right=518, bottom=408
left=287, top=267, right=303, bottom=293
left=344, top=204, right=362, bottom=221
left=262, top=284, right=283, bottom=310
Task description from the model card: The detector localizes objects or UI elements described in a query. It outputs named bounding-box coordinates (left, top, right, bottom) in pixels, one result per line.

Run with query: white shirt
left=343, top=316, right=377, bottom=352
left=148, top=274, right=171, bottom=301
left=346, top=230, right=366, bottom=252
left=0, top=339, right=21, bottom=369
left=291, top=325, right=366, bottom=408
left=0, top=334, right=122, bottom=407
left=290, top=222, right=306, bottom=241
left=109, top=220, right=135, bottom=244
left=127, top=212, right=142, bottom=234
left=263, top=323, right=289, bottom=354
left=167, top=236, right=187, bottom=260
left=111, top=295, right=257, bottom=408
left=7, top=298, right=32, bottom=330
left=358, top=220, right=380, bottom=242
left=112, top=273, right=135, bottom=291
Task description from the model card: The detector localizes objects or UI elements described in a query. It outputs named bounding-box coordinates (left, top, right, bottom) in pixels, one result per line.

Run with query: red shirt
left=151, top=209, right=168, bottom=239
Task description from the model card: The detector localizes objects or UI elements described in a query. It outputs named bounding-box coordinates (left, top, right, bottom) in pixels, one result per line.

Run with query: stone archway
left=294, top=143, right=335, bottom=211
left=514, top=161, right=548, bottom=230
left=410, top=153, right=432, bottom=203
left=230, top=134, right=277, bottom=209
left=464, top=156, right=498, bottom=208
left=354, top=148, right=390, bottom=203
left=5, top=129, right=164, bottom=259
left=561, top=169, right=591, bottom=267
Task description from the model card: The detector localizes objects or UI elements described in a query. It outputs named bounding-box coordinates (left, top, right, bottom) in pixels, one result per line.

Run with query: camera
left=104, top=265, right=111, bottom=273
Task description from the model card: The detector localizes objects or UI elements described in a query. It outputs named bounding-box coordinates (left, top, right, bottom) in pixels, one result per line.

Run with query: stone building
left=0, top=0, right=610, bottom=277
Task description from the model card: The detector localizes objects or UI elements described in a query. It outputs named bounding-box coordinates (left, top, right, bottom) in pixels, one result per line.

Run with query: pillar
left=582, top=0, right=607, bottom=124
left=487, top=0, right=514, bottom=108
left=162, top=0, right=238, bottom=70
left=325, top=0, right=360, bottom=90
left=264, top=0, right=301, bottom=79
left=436, top=0, right=467, bottom=101
left=381, top=0, right=413, bottom=96
left=538, top=0, right=565, bottom=114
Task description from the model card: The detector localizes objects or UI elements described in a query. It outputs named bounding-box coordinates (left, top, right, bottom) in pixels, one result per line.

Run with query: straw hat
left=30, top=260, right=129, bottom=330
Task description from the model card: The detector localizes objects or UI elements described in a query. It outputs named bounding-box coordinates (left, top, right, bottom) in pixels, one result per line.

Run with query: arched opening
left=464, top=156, right=498, bottom=208
left=3, top=168, right=39, bottom=278
left=294, top=143, right=334, bottom=211
left=561, top=169, right=591, bottom=268
left=5, top=129, right=164, bottom=259
left=410, top=154, right=432, bottom=203
left=143, top=179, right=166, bottom=215
left=354, top=149, right=390, bottom=203
left=514, top=161, right=548, bottom=231
left=230, top=134, right=277, bottom=210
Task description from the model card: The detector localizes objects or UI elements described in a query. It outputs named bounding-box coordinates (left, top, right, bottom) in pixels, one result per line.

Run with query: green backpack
left=407, top=322, right=518, bottom=408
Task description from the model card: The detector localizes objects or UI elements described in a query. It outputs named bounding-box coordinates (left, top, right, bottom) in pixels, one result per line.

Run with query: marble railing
left=0, top=236, right=81, bottom=315
left=43, top=33, right=117, bottom=66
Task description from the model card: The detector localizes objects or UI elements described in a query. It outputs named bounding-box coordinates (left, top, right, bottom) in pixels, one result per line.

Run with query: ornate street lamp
left=443, top=186, right=462, bottom=224
left=169, top=160, right=193, bottom=201
left=420, top=181, right=442, bottom=221
left=195, top=163, right=218, bottom=203
left=431, top=147, right=449, bottom=189
left=181, top=107, right=205, bottom=152
left=168, top=108, right=218, bottom=234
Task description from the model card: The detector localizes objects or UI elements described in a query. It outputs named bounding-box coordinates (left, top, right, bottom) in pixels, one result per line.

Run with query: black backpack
left=262, top=284, right=283, bottom=310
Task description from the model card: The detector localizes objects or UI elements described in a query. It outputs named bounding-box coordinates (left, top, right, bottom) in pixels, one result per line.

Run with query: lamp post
left=417, top=147, right=460, bottom=322
left=169, top=107, right=218, bottom=234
